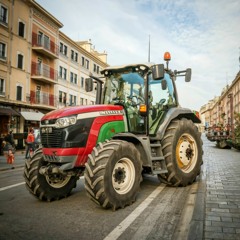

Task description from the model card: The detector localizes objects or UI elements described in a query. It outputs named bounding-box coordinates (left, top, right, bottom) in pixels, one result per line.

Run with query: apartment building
left=0, top=0, right=108, bottom=151
left=200, top=71, right=240, bottom=129
left=58, top=32, right=108, bottom=108
left=0, top=0, right=32, bottom=136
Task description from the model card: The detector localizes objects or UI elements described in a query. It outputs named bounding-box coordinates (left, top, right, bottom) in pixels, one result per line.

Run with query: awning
left=21, top=111, right=44, bottom=121
left=0, top=107, right=21, bottom=116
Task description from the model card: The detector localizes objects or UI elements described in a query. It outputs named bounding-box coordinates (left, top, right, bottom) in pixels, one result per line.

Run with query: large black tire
left=84, top=140, right=142, bottom=210
left=158, top=118, right=203, bottom=186
left=24, top=150, right=78, bottom=201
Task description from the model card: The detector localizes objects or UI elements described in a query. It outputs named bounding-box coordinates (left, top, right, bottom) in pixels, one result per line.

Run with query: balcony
left=32, top=32, right=59, bottom=59
left=30, top=90, right=57, bottom=108
left=31, top=61, right=58, bottom=84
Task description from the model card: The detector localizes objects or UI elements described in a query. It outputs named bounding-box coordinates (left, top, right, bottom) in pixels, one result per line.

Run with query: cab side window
left=149, top=74, right=176, bottom=134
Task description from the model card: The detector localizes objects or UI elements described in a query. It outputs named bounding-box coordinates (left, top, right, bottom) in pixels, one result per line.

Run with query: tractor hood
left=41, top=105, right=124, bottom=121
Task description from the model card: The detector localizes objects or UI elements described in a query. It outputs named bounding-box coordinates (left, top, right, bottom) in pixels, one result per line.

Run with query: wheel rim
left=45, top=174, right=71, bottom=188
left=176, top=133, right=198, bottom=173
left=112, top=157, right=135, bottom=195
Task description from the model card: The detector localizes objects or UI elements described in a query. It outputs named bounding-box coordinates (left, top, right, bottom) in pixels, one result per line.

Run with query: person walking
left=25, top=128, right=35, bottom=159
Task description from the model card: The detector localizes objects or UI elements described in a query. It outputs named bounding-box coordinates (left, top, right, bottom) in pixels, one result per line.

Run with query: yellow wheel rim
left=176, top=133, right=198, bottom=173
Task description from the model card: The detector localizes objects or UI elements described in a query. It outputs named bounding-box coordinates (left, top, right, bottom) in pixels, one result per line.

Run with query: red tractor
left=24, top=53, right=203, bottom=210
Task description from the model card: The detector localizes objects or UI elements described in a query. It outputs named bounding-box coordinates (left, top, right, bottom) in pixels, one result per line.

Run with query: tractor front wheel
left=158, top=118, right=203, bottom=186
left=24, top=150, right=78, bottom=201
left=84, top=140, right=142, bottom=210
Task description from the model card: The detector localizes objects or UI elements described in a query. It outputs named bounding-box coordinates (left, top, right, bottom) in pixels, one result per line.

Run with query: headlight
left=55, top=116, right=77, bottom=128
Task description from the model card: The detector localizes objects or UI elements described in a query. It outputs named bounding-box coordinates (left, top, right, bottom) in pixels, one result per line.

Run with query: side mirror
left=152, top=64, right=164, bottom=80
left=85, top=78, right=93, bottom=92
left=185, top=68, right=191, bottom=82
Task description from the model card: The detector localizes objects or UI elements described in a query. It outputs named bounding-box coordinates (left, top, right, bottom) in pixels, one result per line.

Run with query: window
left=17, top=53, right=24, bottom=69
left=82, top=57, right=85, bottom=66
left=59, top=66, right=63, bottom=78
left=18, top=21, right=25, bottom=38
left=64, top=45, right=67, bottom=56
left=93, top=64, right=99, bottom=73
left=80, top=97, right=84, bottom=105
left=71, top=50, right=78, bottom=62
left=70, top=72, right=77, bottom=84
left=75, top=52, right=78, bottom=62
left=60, top=42, right=67, bottom=56
left=0, top=5, right=8, bottom=25
left=36, top=85, right=41, bottom=104
left=59, top=91, right=66, bottom=104
left=81, top=77, right=84, bottom=88
left=0, top=42, right=6, bottom=60
left=63, top=68, right=67, bottom=80
left=85, top=59, right=89, bottom=69
left=16, top=86, right=22, bottom=101
left=60, top=42, right=63, bottom=53
left=59, top=66, right=67, bottom=80
left=70, top=94, right=76, bottom=106
left=0, top=78, right=5, bottom=95
left=38, top=32, right=43, bottom=46
left=44, top=35, right=50, bottom=49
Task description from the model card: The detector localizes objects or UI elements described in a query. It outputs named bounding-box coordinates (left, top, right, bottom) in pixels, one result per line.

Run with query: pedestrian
left=25, top=128, right=35, bottom=159
left=4, top=130, right=15, bottom=148
left=2, top=140, right=15, bottom=169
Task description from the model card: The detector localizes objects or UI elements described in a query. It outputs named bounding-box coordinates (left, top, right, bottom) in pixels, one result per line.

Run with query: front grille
left=41, top=128, right=63, bottom=148
left=40, top=118, right=94, bottom=149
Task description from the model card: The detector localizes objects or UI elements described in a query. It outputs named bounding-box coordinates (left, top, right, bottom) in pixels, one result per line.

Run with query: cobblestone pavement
left=202, top=136, right=240, bottom=239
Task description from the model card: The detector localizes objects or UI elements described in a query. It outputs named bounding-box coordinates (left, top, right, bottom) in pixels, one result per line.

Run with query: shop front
left=0, top=106, right=21, bottom=154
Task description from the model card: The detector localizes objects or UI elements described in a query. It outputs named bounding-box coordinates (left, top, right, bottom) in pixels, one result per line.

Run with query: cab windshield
left=103, top=71, right=145, bottom=105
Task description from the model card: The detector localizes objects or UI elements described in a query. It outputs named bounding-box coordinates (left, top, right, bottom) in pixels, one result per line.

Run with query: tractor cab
left=86, top=53, right=191, bottom=136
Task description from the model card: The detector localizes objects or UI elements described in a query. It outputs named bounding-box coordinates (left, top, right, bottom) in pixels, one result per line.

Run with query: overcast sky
left=36, top=0, right=240, bottom=111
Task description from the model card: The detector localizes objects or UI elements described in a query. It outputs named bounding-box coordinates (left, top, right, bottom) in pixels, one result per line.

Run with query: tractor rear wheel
left=24, top=150, right=78, bottom=201
left=158, top=118, right=203, bottom=186
left=84, top=140, right=142, bottom=210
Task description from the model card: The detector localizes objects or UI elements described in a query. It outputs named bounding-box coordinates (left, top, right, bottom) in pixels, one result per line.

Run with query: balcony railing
left=31, top=61, right=58, bottom=83
left=32, top=32, right=59, bottom=58
left=30, top=90, right=57, bottom=108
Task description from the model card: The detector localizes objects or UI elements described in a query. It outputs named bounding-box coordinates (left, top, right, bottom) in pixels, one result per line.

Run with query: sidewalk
left=188, top=136, right=240, bottom=239
left=0, top=150, right=26, bottom=171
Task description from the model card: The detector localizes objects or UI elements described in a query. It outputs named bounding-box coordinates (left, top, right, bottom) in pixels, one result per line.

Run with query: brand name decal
left=100, top=110, right=124, bottom=115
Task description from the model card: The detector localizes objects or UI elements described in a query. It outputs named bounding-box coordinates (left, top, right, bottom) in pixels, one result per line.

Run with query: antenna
left=148, top=35, right=150, bottom=62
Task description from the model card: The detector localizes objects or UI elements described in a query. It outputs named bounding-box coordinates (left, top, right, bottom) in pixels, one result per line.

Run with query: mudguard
left=156, top=107, right=201, bottom=140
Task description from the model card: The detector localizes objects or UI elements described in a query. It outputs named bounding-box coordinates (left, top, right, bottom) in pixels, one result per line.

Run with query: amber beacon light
left=164, top=52, right=171, bottom=61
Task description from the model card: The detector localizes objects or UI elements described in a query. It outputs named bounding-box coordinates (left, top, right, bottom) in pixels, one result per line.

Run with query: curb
left=187, top=169, right=206, bottom=240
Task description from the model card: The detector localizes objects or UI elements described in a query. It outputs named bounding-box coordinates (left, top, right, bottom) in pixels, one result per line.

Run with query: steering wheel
left=159, top=99, right=166, bottom=105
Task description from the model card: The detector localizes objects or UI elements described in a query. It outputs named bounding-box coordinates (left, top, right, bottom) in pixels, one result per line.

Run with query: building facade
left=200, top=72, right=240, bottom=130
left=0, top=0, right=108, bottom=150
